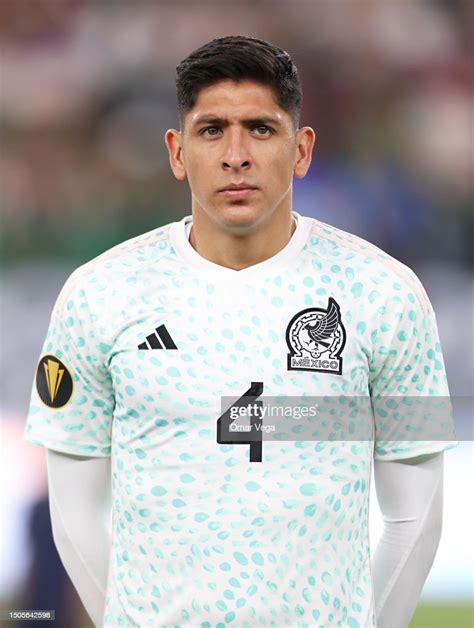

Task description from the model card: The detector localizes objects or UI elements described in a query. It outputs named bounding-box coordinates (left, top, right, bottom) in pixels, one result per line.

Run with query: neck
left=188, top=209, right=296, bottom=271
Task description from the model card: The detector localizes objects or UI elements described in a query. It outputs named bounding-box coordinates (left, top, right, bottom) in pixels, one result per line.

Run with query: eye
left=201, top=126, right=221, bottom=137
left=253, top=125, right=273, bottom=136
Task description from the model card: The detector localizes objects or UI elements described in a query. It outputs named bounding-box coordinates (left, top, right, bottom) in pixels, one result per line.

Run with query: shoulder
left=302, top=215, right=433, bottom=316
left=52, top=221, right=175, bottom=315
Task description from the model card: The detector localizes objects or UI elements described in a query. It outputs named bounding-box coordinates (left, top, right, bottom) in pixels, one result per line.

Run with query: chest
left=105, top=273, right=371, bottom=450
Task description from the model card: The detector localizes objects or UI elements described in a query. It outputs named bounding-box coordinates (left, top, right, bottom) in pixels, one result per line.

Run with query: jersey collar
left=169, top=211, right=313, bottom=278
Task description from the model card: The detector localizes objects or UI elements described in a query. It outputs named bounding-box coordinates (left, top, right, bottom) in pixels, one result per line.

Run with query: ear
left=164, top=129, right=187, bottom=181
left=294, top=126, right=316, bottom=179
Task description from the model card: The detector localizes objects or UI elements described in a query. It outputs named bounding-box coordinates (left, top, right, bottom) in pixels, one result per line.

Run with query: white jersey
left=25, top=212, right=457, bottom=628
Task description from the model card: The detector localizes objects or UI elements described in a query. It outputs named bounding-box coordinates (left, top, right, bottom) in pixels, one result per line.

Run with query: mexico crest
left=286, top=298, right=346, bottom=374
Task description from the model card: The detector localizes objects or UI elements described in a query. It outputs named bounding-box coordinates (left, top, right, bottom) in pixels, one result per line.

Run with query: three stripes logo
left=138, top=324, right=178, bottom=350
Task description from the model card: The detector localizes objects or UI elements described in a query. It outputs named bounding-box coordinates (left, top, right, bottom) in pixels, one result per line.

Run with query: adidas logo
left=138, top=324, right=178, bottom=350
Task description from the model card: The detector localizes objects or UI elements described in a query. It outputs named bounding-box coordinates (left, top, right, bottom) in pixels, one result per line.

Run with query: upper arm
left=24, top=271, right=115, bottom=457
left=47, top=450, right=112, bottom=527
left=368, top=270, right=457, bottom=461
left=373, top=452, right=444, bottom=521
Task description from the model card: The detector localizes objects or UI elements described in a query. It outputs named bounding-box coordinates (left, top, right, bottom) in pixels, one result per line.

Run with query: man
left=25, top=36, right=457, bottom=627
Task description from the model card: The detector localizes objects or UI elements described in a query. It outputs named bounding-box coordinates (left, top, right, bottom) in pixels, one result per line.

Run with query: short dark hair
left=176, top=35, right=302, bottom=128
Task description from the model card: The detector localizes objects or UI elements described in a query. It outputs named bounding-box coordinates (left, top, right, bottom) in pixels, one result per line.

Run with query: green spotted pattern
left=24, top=214, right=457, bottom=627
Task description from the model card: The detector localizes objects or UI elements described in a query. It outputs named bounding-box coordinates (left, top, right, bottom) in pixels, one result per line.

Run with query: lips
left=218, top=183, right=259, bottom=198
left=218, top=183, right=258, bottom=192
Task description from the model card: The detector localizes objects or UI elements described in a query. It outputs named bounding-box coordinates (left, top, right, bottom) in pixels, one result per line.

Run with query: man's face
left=166, top=79, right=314, bottom=232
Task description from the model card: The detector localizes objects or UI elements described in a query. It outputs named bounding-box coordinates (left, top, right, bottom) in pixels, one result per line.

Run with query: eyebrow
left=191, top=115, right=282, bottom=128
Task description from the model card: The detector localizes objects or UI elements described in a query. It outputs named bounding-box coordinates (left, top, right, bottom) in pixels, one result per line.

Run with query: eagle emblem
left=286, top=298, right=346, bottom=374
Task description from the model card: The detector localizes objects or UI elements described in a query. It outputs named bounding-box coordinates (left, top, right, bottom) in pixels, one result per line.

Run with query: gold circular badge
left=36, top=354, right=73, bottom=408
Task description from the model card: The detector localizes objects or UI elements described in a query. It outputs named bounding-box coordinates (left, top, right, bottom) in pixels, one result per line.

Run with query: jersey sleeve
left=24, top=271, right=114, bottom=457
left=369, top=270, right=458, bottom=461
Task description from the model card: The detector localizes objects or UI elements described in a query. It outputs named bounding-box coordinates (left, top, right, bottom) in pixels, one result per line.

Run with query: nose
left=222, top=128, right=251, bottom=171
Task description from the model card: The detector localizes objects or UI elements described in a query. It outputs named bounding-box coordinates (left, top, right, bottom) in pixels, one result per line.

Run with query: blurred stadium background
left=1, top=1, right=472, bottom=626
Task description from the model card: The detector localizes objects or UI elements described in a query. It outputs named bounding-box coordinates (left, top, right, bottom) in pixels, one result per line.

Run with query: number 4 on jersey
left=217, top=382, right=264, bottom=462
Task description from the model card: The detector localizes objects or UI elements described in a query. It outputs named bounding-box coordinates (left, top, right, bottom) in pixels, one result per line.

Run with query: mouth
left=218, top=184, right=259, bottom=199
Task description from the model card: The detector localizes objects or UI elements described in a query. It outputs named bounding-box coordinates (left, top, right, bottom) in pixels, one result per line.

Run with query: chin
left=217, top=205, right=266, bottom=231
